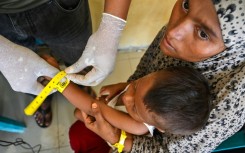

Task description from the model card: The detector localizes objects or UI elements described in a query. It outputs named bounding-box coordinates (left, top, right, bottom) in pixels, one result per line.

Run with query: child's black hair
left=144, top=66, right=211, bottom=135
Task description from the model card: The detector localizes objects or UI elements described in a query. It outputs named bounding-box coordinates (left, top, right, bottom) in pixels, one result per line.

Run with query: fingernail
left=37, top=76, right=45, bottom=82
left=92, top=103, right=97, bottom=108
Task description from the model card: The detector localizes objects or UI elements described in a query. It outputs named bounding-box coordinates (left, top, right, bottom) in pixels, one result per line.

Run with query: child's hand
left=37, top=54, right=60, bottom=87
left=37, top=76, right=51, bottom=86
left=99, top=82, right=129, bottom=102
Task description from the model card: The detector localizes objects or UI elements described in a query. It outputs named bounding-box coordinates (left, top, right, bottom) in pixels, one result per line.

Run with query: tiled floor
left=0, top=50, right=145, bottom=153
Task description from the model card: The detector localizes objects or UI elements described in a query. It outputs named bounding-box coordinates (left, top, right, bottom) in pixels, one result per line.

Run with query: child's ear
left=122, top=94, right=134, bottom=107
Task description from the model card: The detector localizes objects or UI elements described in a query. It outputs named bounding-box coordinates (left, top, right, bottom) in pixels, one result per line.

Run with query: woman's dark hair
left=143, top=66, right=211, bottom=135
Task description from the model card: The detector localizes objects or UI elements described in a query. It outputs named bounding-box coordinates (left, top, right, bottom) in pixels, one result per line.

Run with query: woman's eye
left=198, top=30, right=209, bottom=40
left=182, top=0, right=189, bottom=12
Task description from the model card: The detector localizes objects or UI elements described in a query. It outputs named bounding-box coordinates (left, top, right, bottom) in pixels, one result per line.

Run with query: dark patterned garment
left=0, top=0, right=48, bottom=13
left=128, top=0, right=245, bottom=152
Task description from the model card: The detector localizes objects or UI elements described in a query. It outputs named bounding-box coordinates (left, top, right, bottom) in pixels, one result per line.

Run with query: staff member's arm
left=65, top=0, right=131, bottom=86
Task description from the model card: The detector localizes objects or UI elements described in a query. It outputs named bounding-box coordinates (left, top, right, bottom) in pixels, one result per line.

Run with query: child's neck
left=116, top=93, right=125, bottom=106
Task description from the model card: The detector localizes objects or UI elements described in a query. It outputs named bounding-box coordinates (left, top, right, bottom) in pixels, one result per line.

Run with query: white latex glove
left=65, top=13, right=126, bottom=86
left=0, top=35, right=59, bottom=95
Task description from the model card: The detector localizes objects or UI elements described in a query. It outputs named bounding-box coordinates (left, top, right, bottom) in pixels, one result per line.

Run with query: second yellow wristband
left=113, top=130, right=127, bottom=153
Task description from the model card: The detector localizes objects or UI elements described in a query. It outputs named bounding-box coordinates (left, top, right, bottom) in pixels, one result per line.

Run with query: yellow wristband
left=24, top=71, right=69, bottom=116
left=56, top=77, right=70, bottom=93
left=113, top=130, right=127, bottom=153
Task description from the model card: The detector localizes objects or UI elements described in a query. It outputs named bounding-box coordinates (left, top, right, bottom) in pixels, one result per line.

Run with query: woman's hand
left=82, top=102, right=121, bottom=144
left=99, top=82, right=129, bottom=102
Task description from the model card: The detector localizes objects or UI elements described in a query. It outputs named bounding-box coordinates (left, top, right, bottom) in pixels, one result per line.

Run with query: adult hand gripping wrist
left=65, top=13, right=126, bottom=86
left=0, top=35, right=59, bottom=95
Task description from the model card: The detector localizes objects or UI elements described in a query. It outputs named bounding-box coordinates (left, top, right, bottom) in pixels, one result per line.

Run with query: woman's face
left=160, top=0, right=226, bottom=62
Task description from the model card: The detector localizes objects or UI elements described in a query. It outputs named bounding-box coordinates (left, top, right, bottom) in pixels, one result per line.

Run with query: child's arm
left=62, top=82, right=148, bottom=135
left=39, top=55, right=148, bottom=135
left=62, top=82, right=95, bottom=116
left=99, top=101, right=149, bottom=135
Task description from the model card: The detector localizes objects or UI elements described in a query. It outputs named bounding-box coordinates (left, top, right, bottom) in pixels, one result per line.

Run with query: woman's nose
left=167, top=18, right=192, bottom=41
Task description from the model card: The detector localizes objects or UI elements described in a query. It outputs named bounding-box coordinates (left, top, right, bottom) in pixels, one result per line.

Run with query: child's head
left=123, top=66, right=211, bottom=135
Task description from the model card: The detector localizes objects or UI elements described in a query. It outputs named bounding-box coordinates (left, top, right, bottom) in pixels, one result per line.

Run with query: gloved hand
left=0, top=35, right=59, bottom=95
left=65, top=13, right=126, bottom=86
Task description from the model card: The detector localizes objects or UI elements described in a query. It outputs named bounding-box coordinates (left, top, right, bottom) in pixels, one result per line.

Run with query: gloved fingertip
left=65, top=74, right=72, bottom=80
left=64, top=66, right=74, bottom=73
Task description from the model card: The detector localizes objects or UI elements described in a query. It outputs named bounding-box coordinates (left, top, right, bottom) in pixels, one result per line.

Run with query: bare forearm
left=124, top=133, right=133, bottom=152
left=62, top=82, right=136, bottom=132
left=104, top=0, right=131, bottom=20
left=62, top=82, right=95, bottom=115
left=99, top=104, right=148, bottom=135
left=62, top=82, right=147, bottom=135
left=62, top=82, right=129, bottom=128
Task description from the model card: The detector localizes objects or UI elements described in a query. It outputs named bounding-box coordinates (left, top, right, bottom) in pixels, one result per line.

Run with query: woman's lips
left=163, top=36, right=175, bottom=52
